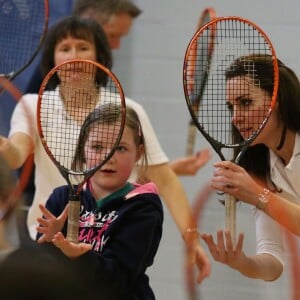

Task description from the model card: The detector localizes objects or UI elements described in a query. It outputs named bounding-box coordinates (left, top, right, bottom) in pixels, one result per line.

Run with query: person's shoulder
left=50, top=184, right=89, bottom=201
left=50, top=185, right=71, bottom=199
left=124, top=97, right=154, bottom=128
left=12, top=94, right=38, bottom=117
left=17, top=93, right=38, bottom=106
left=125, top=182, right=163, bottom=210
left=125, top=96, right=144, bottom=111
left=126, top=182, right=159, bottom=197
left=46, top=185, right=72, bottom=211
left=22, top=93, right=39, bottom=100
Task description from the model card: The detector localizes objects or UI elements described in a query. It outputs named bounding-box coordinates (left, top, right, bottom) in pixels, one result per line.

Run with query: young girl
left=36, top=104, right=163, bottom=299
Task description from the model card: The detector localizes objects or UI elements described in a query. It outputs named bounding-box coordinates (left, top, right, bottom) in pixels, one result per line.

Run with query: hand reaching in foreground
left=171, top=148, right=212, bottom=176
left=202, top=229, right=284, bottom=280
left=36, top=204, right=69, bottom=244
left=185, top=239, right=211, bottom=284
left=52, top=232, right=92, bottom=259
left=201, top=229, right=246, bottom=270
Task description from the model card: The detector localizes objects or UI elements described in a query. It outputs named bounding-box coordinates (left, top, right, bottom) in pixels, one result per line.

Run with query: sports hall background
left=1, top=1, right=299, bottom=299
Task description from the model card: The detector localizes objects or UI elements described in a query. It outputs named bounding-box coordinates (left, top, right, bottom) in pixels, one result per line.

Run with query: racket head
left=37, top=59, right=126, bottom=184
left=196, top=7, right=216, bottom=30
left=184, top=7, right=216, bottom=156
left=184, top=16, right=279, bottom=160
left=0, top=0, right=49, bottom=80
left=184, top=8, right=216, bottom=112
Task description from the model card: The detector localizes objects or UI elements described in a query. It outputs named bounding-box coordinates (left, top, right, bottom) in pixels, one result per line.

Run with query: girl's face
left=85, top=123, right=143, bottom=196
left=226, top=75, right=272, bottom=143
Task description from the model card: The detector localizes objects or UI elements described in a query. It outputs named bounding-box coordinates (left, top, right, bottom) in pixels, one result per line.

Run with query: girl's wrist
left=182, top=227, right=200, bottom=245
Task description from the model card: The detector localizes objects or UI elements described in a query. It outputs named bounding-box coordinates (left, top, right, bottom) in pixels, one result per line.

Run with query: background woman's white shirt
left=9, top=92, right=168, bottom=239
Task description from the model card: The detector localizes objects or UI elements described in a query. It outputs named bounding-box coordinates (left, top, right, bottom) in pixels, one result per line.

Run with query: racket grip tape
left=66, top=200, right=81, bottom=243
left=186, top=122, right=197, bottom=156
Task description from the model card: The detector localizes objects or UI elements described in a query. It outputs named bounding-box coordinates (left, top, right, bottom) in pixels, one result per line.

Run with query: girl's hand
left=185, top=238, right=211, bottom=284
left=36, top=204, right=69, bottom=243
left=193, top=242, right=211, bottom=283
left=52, top=232, right=92, bottom=259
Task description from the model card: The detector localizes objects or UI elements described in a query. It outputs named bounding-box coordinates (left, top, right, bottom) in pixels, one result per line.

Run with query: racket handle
left=186, top=122, right=197, bottom=156
left=67, top=200, right=81, bottom=243
left=225, top=194, right=236, bottom=245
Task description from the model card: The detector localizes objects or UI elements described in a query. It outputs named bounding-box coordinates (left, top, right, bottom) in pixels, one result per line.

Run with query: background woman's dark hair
left=41, top=16, right=112, bottom=89
left=226, top=54, right=300, bottom=185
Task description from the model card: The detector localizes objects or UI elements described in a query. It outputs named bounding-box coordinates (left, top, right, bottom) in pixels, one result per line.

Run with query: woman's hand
left=201, top=230, right=246, bottom=270
left=36, top=204, right=69, bottom=243
left=52, top=232, right=92, bottom=259
left=211, top=161, right=263, bottom=206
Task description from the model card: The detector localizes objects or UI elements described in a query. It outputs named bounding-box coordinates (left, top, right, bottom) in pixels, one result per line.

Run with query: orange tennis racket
left=37, top=59, right=126, bottom=243
left=183, top=16, right=279, bottom=244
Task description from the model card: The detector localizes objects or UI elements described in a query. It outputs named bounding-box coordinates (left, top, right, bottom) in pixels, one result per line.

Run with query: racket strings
left=187, top=30, right=212, bottom=103
left=0, top=0, right=47, bottom=76
left=39, top=60, right=124, bottom=176
left=184, top=8, right=216, bottom=157
left=186, top=19, right=276, bottom=146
